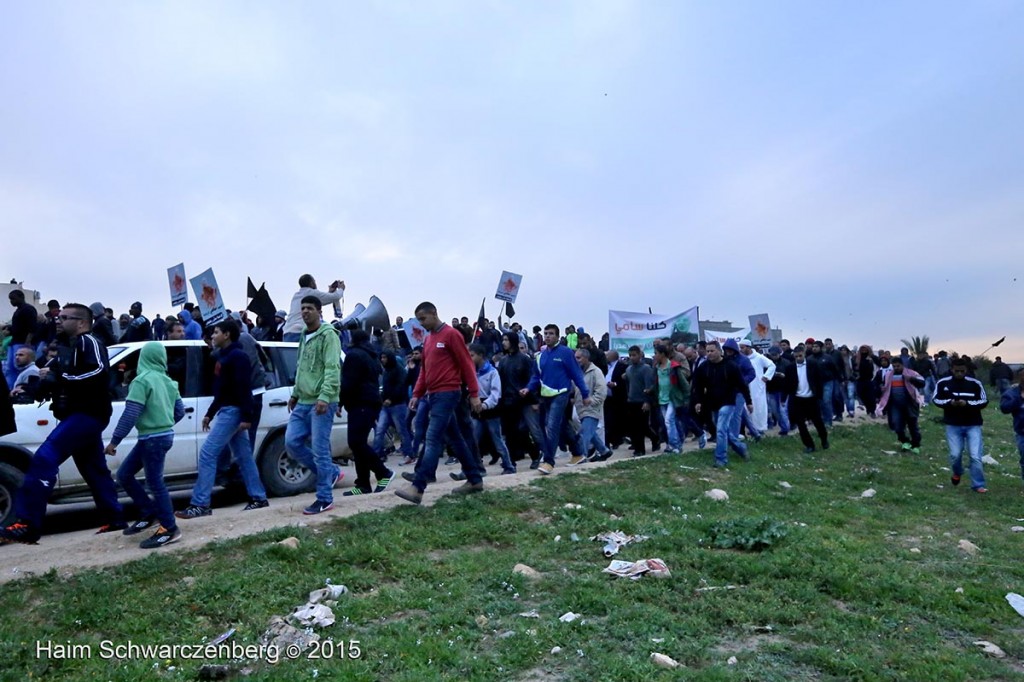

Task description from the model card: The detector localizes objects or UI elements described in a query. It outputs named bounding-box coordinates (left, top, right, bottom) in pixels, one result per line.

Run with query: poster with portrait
left=494, top=271, right=524, bottom=303
left=748, top=313, right=773, bottom=351
left=189, top=268, right=227, bottom=326
left=167, top=263, right=188, bottom=307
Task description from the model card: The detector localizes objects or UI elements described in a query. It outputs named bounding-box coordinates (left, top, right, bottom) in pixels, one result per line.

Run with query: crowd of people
left=2, top=278, right=1023, bottom=550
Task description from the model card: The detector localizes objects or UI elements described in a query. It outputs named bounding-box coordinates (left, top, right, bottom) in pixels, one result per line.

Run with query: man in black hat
left=120, top=301, right=152, bottom=343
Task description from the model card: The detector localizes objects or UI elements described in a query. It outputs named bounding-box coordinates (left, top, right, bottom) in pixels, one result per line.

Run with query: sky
left=1, top=1, right=1021, bottom=359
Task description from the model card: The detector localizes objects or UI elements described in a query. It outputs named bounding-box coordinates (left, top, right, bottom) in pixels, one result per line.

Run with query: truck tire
left=0, top=462, right=25, bottom=528
left=257, top=433, right=316, bottom=498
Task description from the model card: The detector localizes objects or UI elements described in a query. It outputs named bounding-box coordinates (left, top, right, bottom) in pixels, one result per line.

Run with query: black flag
left=505, top=301, right=516, bottom=319
left=247, top=277, right=261, bottom=299
left=476, top=297, right=487, bottom=331
left=993, top=336, right=1006, bottom=347
left=246, top=284, right=277, bottom=322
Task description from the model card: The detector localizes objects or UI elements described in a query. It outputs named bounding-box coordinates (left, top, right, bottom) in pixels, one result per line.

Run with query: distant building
left=700, top=319, right=783, bottom=344
left=1, top=280, right=47, bottom=326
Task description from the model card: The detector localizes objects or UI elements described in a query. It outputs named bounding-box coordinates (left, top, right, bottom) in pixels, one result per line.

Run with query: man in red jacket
left=395, top=302, right=484, bottom=504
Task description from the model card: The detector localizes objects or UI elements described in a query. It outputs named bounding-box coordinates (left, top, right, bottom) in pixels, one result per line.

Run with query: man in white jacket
left=740, top=340, right=776, bottom=434
left=574, top=348, right=613, bottom=464
left=468, top=344, right=516, bottom=474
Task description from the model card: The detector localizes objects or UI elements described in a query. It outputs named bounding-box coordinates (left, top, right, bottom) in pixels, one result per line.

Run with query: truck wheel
left=257, top=434, right=315, bottom=498
left=0, top=462, right=25, bottom=528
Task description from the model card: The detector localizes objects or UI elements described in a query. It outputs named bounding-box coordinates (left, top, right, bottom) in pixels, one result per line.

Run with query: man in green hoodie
left=286, top=296, right=343, bottom=515
left=105, top=342, right=187, bottom=549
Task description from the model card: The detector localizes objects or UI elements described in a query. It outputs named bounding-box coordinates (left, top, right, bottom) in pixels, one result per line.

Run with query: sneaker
left=911, top=447, right=921, bottom=455
left=444, top=456, right=458, bottom=466
left=342, top=487, right=370, bottom=496
left=451, top=481, right=485, bottom=495
left=501, top=469, right=517, bottom=475
left=394, top=486, right=423, bottom=505
left=568, top=455, right=586, bottom=466
left=374, top=471, right=394, bottom=493
left=303, top=499, right=335, bottom=515
left=400, top=456, right=417, bottom=466
left=538, top=462, right=554, bottom=475
left=698, top=433, right=707, bottom=449
left=331, top=469, right=344, bottom=489
left=822, top=442, right=830, bottom=451
left=974, top=487, right=989, bottom=494
left=488, top=456, right=500, bottom=466
left=804, top=446, right=816, bottom=454
left=450, top=471, right=467, bottom=481
left=951, top=474, right=961, bottom=486
left=664, top=447, right=681, bottom=455
left=402, top=471, right=435, bottom=484
left=123, top=517, right=158, bottom=536
left=174, top=505, right=212, bottom=520
left=0, top=521, right=41, bottom=545
left=593, top=451, right=613, bottom=462
left=632, top=451, right=647, bottom=457
left=529, top=459, right=541, bottom=470
left=139, top=526, right=181, bottom=550
left=713, top=461, right=728, bottom=468
left=96, top=522, right=129, bottom=534
left=739, top=448, right=750, bottom=461
left=242, top=499, right=269, bottom=511
left=901, top=442, right=912, bottom=451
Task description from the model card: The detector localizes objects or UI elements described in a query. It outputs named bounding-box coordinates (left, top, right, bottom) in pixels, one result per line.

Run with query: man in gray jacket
left=468, top=344, right=515, bottom=474
left=625, top=346, right=658, bottom=456
left=573, top=348, right=613, bottom=463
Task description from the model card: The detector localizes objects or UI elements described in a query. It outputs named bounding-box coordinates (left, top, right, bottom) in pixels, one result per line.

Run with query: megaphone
left=340, top=296, right=390, bottom=334
left=333, top=303, right=366, bottom=331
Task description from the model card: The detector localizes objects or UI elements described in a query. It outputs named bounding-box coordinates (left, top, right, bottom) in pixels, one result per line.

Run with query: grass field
left=2, top=407, right=1024, bottom=681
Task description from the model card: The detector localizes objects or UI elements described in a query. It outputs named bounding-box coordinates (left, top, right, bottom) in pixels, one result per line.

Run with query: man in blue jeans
left=285, top=296, right=343, bottom=514
left=176, top=320, right=269, bottom=519
left=536, top=324, right=589, bottom=474
left=691, top=341, right=751, bottom=468
left=396, top=302, right=483, bottom=504
left=1, top=303, right=126, bottom=545
left=999, top=367, right=1024, bottom=485
left=934, top=357, right=989, bottom=493
left=374, top=350, right=415, bottom=463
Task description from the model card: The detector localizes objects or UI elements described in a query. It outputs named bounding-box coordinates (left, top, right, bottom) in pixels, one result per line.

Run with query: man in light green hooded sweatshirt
left=105, top=342, right=186, bottom=549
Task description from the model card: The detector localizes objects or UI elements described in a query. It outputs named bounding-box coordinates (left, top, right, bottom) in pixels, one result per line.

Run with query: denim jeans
left=286, top=402, right=341, bottom=504
left=473, top=416, right=515, bottom=472
left=413, top=391, right=483, bottom=491
left=580, top=416, right=611, bottom=457
left=844, top=381, right=856, bottom=415
left=216, top=393, right=263, bottom=481
left=924, top=376, right=936, bottom=404
left=282, top=332, right=302, bottom=342
left=374, top=403, right=414, bottom=457
left=116, top=434, right=176, bottom=531
left=714, top=405, right=747, bottom=465
left=731, top=394, right=760, bottom=439
left=768, top=392, right=790, bottom=434
left=945, top=424, right=986, bottom=490
left=14, top=413, right=124, bottom=529
left=820, top=380, right=835, bottom=427
left=660, top=404, right=682, bottom=450
left=192, top=406, right=266, bottom=507
left=410, top=401, right=430, bottom=458
left=1017, top=433, right=1024, bottom=480
left=539, top=392, right=581, bottom=466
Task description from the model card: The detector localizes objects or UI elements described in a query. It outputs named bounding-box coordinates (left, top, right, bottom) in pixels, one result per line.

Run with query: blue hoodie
left=476, top=360, right=502, bottom=410
left=537, top=343, right=589, bottom=399
left=178, top=311, right=203, bottom=340
left=724, top=338, right=755, bottom=384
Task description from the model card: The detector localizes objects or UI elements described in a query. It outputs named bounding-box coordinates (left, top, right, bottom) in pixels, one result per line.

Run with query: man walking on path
left=340, top=329, right=393, bottom=496
left=934, top=357, right=989, bottom=493
left=999, top=367, right=1024, bottom=485
left=395, top=302, right=483, bottom=504
left=785, top=347, right=830, bottom=453
left=691, top=341, right=751, bottom=467
left=535, top=324, right=589, bottom=474
left=876, top=356, right=925, bottom=453
left=573, top=347, right=613, bottom=463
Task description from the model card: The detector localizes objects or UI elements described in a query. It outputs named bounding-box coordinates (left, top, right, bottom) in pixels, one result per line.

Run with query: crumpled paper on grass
left=590, top=530, right=650, bottom=557
left=603, top=558, right=671, bottom=580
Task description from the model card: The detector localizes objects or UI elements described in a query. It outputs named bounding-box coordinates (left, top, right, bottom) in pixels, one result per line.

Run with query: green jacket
left=128, top=342, right=181, bottom=436
left=292, top=324, right=341, bottom=404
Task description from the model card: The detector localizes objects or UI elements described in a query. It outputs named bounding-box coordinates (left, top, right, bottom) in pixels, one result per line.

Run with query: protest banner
left=495, top=271, right=523, bottom=303
left=748, top=313, right=773, bottom=351
left=189, top=268, right=227, bottom=326
left=703, top=328, right=750, bottom=345
left=608, top=307, right=699, bottom=356
left=167, top=263, right=188, bottom=307
left=403, top=318, right=428, bottom=348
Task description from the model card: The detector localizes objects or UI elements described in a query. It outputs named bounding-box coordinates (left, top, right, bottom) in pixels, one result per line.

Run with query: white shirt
left=283, top=287, right=344, bottom=335
left=796, top=362, right=812, bottom=398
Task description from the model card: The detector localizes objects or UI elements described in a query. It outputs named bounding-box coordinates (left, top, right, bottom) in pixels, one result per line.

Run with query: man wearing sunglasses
left=1, top=303, right=126, bottom=544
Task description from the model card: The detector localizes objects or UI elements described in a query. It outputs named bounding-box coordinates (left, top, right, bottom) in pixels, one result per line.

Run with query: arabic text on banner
left=704, top=328, right=750, bottom=345
left=608, top=307, right=700, bottom=356
left=189, top=267, right=227, bottom=326
left=494, top=271, right=523, bottom=303
left=168, top=263, right=188, bottom=307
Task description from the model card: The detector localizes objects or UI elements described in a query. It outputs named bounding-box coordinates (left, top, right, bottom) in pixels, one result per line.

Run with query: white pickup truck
left=0, top=340, right=354, bottom=526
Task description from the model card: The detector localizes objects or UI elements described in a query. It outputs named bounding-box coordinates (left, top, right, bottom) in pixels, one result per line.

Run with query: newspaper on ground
left=591, top=530, right=650, bottom=557
left=602, top=558, right=671, bottom=580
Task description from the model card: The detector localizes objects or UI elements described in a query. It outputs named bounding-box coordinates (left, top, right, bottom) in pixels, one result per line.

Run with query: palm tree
left=899, top=335, right=930, bottom=356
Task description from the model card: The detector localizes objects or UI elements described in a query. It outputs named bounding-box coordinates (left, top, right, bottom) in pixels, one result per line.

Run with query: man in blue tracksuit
left=535, top=324, right=589, bottom=475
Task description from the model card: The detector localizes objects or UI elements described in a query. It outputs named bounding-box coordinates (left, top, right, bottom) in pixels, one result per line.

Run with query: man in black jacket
left=374, top=350, right=414, bottom=464
left=341, top=330, right=393, bottom=495
left=810, top=340, right=841, bottom=427
left=766, top=346, right=792, bottom=436
left=176, top=320, right=268, bottom=519
left=604, top=350, right=629, bottom=450
left=1, top=303, right=126, bottom=544
left=497, top=331, right=544, bottom=467
left=785, top=347, right=829, bottom=453
left=934, top=357, right=989, bottom=492
left=990, top=356, right=1014, bottom=395
left=691, top=341, right=751, bottom=467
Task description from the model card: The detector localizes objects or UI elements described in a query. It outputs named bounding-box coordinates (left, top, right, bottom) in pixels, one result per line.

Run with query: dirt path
left=0, top=415, right=873, bottom=584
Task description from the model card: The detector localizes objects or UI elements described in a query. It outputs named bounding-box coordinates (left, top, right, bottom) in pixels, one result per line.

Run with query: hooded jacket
left=178, top=311, right=203, bottom=340
left=293, top=323, right=341, bottom=405
left=89, top=303, right=117, bottom=347
left=475, top=360, right=502, bottom=415
left=877, top=367, right=926, bottom=414
left=380, top=351, right=409, bottom=405
left=497, top=331, right=539, bottom=406
left=723, top=339, right=755, bottom=384
left=339, top=340, right=383, bottom=411
left=109, top=342, right=186, bottom=445
left=691, top=357, right=751, bottom=412
left=206, top=340, right=254, bottom=422
left=574, top=362, right=608, bottom=420
left=41, top=332, right=112, bottom=423
left=538, top=343, right=589, bottom=399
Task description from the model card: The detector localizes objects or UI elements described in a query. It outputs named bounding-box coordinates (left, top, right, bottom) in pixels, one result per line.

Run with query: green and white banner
left=608, top=306, right=700, bottom=356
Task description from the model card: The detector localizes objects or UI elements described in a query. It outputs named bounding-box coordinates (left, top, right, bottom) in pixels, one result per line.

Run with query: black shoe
left=342, top=487, right=371, bottom=496
left=488, top=456, right=500, bottom=466
left=529, top=459, right=541, bottom=470
left=303, top=500, right=335, bottom=515
left=0, top=521, right=41, bottom=545
left=593, top=451, right=613, bottom=462
left=123, top=517, right=158, bottom=536
left=96, top=522, right=129, bottom=534
left=632, top=451, right=647, bottom=457
left=374, top=471, right=394, bottom=493
left=444, top=457, right=458, bottom=466
left=450, top=471, right=467, bottom=481
left=242, top=499, right=269, bottom=511
left=803, top=446, right=816, bottom=454
left=822, top=442, right=830, bottom=450
left=175, top=505, right=212, bottom=520
left=140, top=526, right=181, bottom=549
left=401, top=471, right=436, bottom=484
